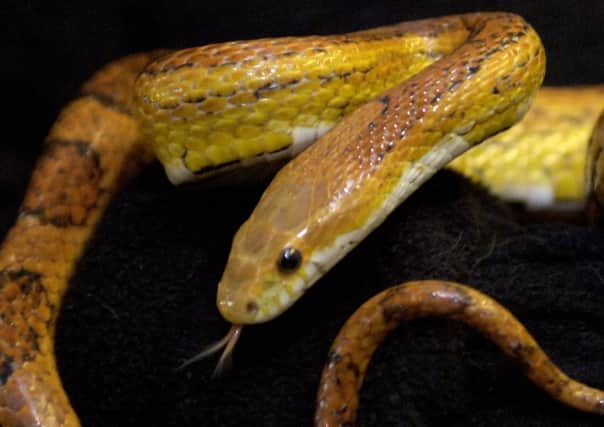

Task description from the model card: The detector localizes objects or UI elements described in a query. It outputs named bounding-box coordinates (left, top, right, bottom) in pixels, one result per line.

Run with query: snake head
left=216, top=177, right=318, bottom=324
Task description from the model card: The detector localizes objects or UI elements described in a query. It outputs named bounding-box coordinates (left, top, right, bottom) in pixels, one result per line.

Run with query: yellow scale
left=451, top=86, right=604, bottom=209
left=136, top=32, right=604, bottom=209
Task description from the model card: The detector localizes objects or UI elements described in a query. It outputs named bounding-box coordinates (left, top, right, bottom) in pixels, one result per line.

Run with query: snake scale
left=1, top=11, right=604, bottom=427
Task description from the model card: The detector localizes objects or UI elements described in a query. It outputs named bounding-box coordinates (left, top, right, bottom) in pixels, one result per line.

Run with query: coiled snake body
left=1, top=12, right=604, bottom=427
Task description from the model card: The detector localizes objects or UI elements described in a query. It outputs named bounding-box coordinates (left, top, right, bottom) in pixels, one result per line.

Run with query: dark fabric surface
left=2, top=1, right=604, bottom=426
left=56, top=170, right=604, bottom=427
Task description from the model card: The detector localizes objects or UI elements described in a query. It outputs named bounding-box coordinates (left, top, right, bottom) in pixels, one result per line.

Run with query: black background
left=1, top=1, right=604, bottom=426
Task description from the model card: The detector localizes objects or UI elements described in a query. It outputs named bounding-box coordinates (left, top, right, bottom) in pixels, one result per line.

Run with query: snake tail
left=0, top=53, right=159, bottom=427
left=315, top=281, right=604, bottom=426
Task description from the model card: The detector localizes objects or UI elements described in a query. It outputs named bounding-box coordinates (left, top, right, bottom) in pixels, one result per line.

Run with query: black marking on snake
left=82, top=91, right=131, bottom=115
left=465, top=64, right=481, bottom=79
left=333, top=374, right=342, bottom=386
left=213, top=61, right=237, bottom=69
left=499, top=74, right=512, bottom=83
left=471, top=37, right=488, bottom=49
left=381, top=301, right=407, bottom=324
left=318, top=73, right=334, bottom=82
left=346, top=361, right=361, bottom=378
left=374, top=140, right=396, bottom=165
left=26, top=326, right=41, bottom=353
left=0, top=268, right=49, bottom=361
left=193, top=159, right=241, bottom=176
left=145, top=49, right=176, bottom=64
left=379, top=95, right=390, bottom=115
left=484, top=46, right=502, bottom=58
left=318, top=67, right=371, bottom=85
left=497, top=29, right=528, bottom=50
left=533, top=47, right=541, bottom=58
left=507, top=30, right=526, bottom=41
left=0, top=355, right=14, bottom=385
left=13, top=270, right=39, bottom=296
left=266, top=145, right=291, bottom=155
left=325, top=350, right=343, bottom=367
left=142, top=61, right=195, bottom=76
left=510, top=341, right=536, bottom=364
left=19, top=139, right=103, bottom=227
left=19, top=208, right=86, bottom=228
left=254, top=81, right=282, bottom=98
left=430, top=93, right=443, bottom=105
left=183, top=95, right=206, bottom=104
left=556, top=379, right=571, bottom=397
left=461, top=15, right=486, bottom=38
left=254, top=78, right=303, bottom=99
left=158, top=101, right=181, bottom=110
left=331, top=404, right=350, bottom=418
left=0, top=268, right=42, bottom=293
left=45, top=138, right=101, bottom=160
left=448, top=80, right=462, bottom=92
left=193, top=144, right=292, bottom=176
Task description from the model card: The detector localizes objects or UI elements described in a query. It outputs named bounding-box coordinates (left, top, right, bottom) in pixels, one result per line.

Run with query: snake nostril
left=246, top=301, right=259, bottom=314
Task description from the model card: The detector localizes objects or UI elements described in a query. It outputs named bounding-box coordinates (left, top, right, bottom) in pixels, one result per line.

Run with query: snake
left=1, top=11, right=604, bottom=427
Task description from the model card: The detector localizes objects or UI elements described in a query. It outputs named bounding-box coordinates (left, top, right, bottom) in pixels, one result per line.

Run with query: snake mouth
left=217, top=270, right=309, bottom=324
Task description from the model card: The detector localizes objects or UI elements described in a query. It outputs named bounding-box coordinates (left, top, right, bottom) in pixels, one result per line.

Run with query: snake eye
left=277, top=246, right=302, bottom=273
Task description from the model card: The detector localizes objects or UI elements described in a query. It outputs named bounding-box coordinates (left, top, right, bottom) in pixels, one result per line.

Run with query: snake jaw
left=217, top=273, right=307, bottom=324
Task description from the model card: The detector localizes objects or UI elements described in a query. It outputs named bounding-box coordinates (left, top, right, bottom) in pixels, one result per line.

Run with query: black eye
left=277, top=246, right=302, bottom=272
